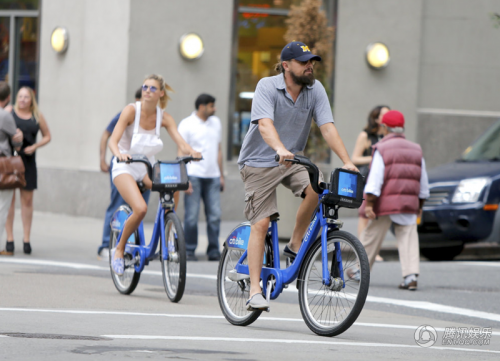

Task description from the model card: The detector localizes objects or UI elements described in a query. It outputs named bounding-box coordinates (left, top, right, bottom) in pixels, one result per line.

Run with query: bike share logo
left=228, top=235, right=245, bottom=247
left=305, top=216, right=317, bottom=240
left=340, top=197, right=353, bottom=203
left=163, top=175, right=178, bottom=181
left=341, top=187, right=354, bottom=194
left=111, top=219, right=122, bottom=229
left=414, top=325, right=437, bottom=348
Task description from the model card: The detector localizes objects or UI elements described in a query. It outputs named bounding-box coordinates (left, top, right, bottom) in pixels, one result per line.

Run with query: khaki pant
left=240, top=164, right=311, bottom=225
left=360, top=215, right=420, bottom=277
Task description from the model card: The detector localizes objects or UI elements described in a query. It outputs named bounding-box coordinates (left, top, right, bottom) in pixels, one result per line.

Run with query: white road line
left=102, top=335, right=500, bottom=354
left=1, top=308, right=499, bottom=336
left=454, top=262, right=500, bottom=268
left=0, top=258, right=217, bottom=280
left=365, top=295, right=500, bottom=323
left=282, top=287, right=500, bottom=324
left=2, top=258, right=499, bottom=323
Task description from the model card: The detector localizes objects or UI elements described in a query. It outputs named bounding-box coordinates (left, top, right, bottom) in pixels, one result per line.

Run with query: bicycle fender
left=224, top=222, right=251, bottom=250
left=110, top=205, right=133, bottom=232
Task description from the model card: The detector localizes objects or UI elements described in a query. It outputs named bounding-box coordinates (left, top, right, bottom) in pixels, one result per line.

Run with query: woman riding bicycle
left=108, top=74, right=201, bottom=275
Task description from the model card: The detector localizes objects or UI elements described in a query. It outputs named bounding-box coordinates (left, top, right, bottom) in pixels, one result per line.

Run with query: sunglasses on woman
left=142, top=84, right=158, bottom=93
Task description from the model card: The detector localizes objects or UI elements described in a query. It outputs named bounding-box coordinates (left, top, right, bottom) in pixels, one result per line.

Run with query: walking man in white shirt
left=178, top=94, right=224, bottom=261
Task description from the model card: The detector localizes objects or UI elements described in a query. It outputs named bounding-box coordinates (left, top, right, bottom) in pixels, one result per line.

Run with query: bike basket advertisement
left=325, top=168, right=365, bottom=209
left=152, top=161, right=189, bottom=191
left=160, top=163, right=181, bottom=183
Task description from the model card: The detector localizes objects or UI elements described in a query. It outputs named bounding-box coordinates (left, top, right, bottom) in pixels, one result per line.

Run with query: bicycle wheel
left=217, top=247, right=262, bottom=326
left=161, top=212, right=186, bottom=303
left=109, top=209, right=141, bottom=295
left=298, top=230, right=370, bottom=337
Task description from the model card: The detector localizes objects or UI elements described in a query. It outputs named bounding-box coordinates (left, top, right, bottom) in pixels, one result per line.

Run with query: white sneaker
left=98, top=248, right=109, bottom=261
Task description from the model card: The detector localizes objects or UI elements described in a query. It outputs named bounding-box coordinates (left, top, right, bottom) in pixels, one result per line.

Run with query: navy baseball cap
left=280, top=41, right=322, bottom=62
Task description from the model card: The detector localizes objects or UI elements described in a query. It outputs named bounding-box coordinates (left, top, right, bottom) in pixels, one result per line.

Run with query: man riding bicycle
left=237, top=41, right=358, bottom=310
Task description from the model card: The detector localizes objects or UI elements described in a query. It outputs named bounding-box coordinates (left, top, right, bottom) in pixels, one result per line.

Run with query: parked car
left=418, top=120, right=500, bottom=260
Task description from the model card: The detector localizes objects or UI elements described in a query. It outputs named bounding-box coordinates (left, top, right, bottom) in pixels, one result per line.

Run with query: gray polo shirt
left=0, top=108, right=17, bottom=157
left=237, top=74, right=334, bottom=168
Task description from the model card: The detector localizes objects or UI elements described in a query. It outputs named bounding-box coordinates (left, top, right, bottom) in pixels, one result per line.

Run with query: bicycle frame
left=233, top=190, right=345, bottom=300
left=116, top=196, right=172, bottom=273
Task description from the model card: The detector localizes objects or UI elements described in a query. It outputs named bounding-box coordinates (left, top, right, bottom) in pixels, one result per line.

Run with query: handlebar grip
left=274, top=154, right=300, bottom=164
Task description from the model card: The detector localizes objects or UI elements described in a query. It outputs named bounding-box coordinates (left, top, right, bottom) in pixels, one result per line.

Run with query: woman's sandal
left=111, top=248, right=124, bottom=276
left=23, top=242, right=31, bottom=255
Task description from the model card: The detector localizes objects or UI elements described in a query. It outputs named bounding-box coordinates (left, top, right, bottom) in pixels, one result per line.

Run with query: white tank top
left=117, top=103, right=159, bottom=154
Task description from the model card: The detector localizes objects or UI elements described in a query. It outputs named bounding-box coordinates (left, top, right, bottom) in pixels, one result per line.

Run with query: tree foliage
left=284, top=0, right=335, bottom=163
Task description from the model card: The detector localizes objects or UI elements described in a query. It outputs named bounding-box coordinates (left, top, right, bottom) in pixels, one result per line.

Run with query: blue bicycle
left=109, top=155, right=198, bottom=302
left=217, top=155, right=370, bottom=337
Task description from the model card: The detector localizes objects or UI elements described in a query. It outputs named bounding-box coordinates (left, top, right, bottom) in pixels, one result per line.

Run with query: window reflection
left=0, top=0, right=39, bottom=10
left=14, top=17, right=38, bottom=95
left=232, top=13, right=288, bottom=157
left=0, top=17, right=9, bottom=82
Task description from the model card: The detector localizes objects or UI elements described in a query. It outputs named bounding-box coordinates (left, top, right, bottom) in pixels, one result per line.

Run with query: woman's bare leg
left=5, top=190, right=16, bottom=241
left=20, top=190, right=34, bottom=243
left=113, top=174, right=148, bottom=259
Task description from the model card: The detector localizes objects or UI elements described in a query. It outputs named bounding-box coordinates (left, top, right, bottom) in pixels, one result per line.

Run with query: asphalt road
left=0, top=211, right=499, bottom=360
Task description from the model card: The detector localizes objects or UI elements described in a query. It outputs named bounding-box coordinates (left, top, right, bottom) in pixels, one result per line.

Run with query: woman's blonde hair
left=144, top=74, right=174, bottom=109
left=14, top=87, right=40, bottom=122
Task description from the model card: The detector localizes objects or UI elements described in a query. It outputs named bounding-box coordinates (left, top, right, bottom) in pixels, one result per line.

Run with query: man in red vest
left=360, top=110, right=429, bottom=290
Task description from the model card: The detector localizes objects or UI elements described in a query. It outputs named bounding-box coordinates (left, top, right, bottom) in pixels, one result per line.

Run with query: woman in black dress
left=351, top=105, right=389, bottom=260
left=5, top=87, right=51, bottom=254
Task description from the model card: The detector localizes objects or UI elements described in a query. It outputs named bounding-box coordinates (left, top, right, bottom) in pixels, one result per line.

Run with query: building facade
left=17, top=0, right=500, bottom=235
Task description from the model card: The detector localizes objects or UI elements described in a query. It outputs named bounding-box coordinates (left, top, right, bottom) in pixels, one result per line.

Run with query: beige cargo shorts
left=240, top=163, right=318, bottom=225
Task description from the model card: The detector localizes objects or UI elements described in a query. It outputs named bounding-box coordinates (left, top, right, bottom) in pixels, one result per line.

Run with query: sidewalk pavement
left=3, top=210, right=496, bottom=263
left=0, top=210, right=396, bottom=262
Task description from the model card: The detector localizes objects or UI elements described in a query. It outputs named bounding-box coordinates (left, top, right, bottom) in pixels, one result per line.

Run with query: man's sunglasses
left=142, top=84, right=158, bottom=93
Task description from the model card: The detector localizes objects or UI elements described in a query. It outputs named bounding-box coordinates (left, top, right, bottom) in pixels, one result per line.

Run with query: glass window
left=231, top=0, right=335, bottom=163
left=462, top=121, right=500, bottom=161
left=0, top=0, right=39, bottom=10
left=232, top=13, right=288, bottom=157
left=0, top=17, right=9, bottom=82
left=13, top=16, right=38, bottom=95
left=239, top=0, right=301, bottom=10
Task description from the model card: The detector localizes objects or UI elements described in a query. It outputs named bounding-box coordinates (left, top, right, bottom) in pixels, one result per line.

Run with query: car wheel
left=420, top=243, right=464, bottom=261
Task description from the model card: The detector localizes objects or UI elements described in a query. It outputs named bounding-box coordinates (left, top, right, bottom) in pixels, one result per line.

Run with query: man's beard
left=204, top=110, right=215, bottom=118
left=290, top=70, right=315, bottom=86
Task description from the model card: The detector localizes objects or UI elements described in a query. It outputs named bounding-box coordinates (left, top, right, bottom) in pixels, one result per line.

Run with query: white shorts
left=111, top=158, right=148, bottom=182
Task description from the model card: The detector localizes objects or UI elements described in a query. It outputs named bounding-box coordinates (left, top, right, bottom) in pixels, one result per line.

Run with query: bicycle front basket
left=323, top=168, right=365, bottom=209
left=152, top=160, right=189, bottom=192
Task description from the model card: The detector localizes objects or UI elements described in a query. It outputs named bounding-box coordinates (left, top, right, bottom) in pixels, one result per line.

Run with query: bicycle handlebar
left=274, top=154, right=324, bottom=194
left=117, top=155, right=203, bottom=180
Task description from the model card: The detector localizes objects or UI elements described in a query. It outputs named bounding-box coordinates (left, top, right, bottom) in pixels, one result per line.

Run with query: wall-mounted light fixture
left=179, top=33, right=204, bottom=60
left=366, top=42, right=389, bottom=69
left=51, top=27, right=69, bottom=53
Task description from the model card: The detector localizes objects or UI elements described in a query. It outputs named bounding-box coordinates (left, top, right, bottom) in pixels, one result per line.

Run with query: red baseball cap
left=381, top=110, right=405, bottom=128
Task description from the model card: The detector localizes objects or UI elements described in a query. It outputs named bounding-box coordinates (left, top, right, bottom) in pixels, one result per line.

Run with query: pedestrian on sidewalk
left=5, top=86, right=51, bottom=255
left=359, top=110, right=429, bottom=291
left=352, top=105, right=390, bottom=262
left=0, top=82, right=24, bottom=256
left=97, top=87, right=151, bottom=259
left=178, top=94, right=223, bottom=261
